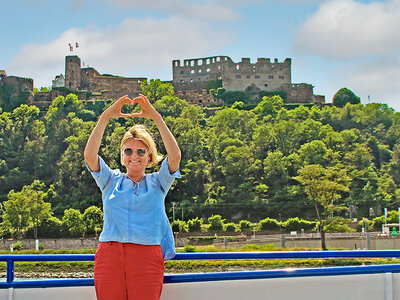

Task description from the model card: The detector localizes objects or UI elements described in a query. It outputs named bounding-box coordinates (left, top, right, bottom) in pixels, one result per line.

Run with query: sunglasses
left=123, top=148, right=148, bottom=157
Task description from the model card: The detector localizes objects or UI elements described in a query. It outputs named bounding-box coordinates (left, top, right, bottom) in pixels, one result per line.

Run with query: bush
left=372, top=215, right=384, bottom=230
left=224, top=222, right=237, bottom=232
left=239, top=220, right=253, bottom=231
left=62, top=208, right=85, bottom=237
left=13, top=241, right=23, bottom=251
left=332, top=88, right=360, bottom=107
left=187, top=217, right=203, bottom=232
left=259, top=218, right=280, bottom=231
left=83, top=206, right=103, bottom=235
left=208, top=215, right=225, bottom=232
left=171, top=220, right=187, bottom=233
left=40, top=216, right=63, bottom=238
left=283, top=217, right=314, bottom=232
left=357, top=218, right=373, bottom=231
left=183, top=244, right=196, bottom=252
left=324, top=217, right=355, bottom=233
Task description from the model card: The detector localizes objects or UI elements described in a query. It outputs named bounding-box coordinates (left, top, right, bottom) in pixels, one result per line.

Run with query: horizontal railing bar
left=2, top=264, right=400, bottom=289
left=2, top=250, right=400, bottom=262
left=0, top=278, right=94, bottom=289
left=164, top=264, right=400, bottom=283
left=173, top=250, right=400, bottom=260
left=0, top=254, right=94, bottom=262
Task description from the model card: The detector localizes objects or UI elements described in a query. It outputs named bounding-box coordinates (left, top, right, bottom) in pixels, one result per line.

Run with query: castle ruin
left=0, top=55, right=324, bottom=108
left=172, top=55, right=324, bottom=104
left=65, top=56, right=145, bottom=100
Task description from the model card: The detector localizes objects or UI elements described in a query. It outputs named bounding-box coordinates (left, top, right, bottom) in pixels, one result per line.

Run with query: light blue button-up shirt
left=86, top=156, right=180, bottom=260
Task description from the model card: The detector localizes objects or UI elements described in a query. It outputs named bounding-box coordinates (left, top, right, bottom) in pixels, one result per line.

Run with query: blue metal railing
left=1, top=250, right=400, bottom=289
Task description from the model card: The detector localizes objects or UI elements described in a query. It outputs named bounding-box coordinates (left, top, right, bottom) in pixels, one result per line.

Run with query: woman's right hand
left=103, top=95, right=134, bottom=119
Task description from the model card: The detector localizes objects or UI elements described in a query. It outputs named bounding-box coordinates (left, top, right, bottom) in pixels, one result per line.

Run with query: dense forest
left=1, top=81, right=400, bottom=238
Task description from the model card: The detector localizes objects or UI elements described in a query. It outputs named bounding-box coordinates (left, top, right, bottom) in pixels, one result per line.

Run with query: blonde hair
left=120, top=125, right=163, bottom=168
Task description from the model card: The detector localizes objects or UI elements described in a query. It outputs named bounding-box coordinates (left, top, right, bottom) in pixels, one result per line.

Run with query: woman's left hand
left=131, top=94, right=160, bottom=121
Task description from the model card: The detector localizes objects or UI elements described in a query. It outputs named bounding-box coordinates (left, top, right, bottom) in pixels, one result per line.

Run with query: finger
left=120, top=113, right=134, bottom=118
left=130, top=112, right=144, bottom=118
left=139, top=94, right=150, bottom=102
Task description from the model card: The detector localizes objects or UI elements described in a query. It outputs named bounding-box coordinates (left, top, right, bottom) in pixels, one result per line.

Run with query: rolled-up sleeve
left=157, top=157, right=181, bottom=193
left=85, top=156, right=113, bottom=191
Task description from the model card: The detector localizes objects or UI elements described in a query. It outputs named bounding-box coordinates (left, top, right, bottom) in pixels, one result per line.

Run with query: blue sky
left=2, top=0, right=400, bottom=110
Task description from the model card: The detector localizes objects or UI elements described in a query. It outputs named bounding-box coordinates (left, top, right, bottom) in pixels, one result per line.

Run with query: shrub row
left=171, top=215, right=317, bottom=233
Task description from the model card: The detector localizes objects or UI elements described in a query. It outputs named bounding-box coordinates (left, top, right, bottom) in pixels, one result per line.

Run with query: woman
left=84, top=94, right=181, bottom=300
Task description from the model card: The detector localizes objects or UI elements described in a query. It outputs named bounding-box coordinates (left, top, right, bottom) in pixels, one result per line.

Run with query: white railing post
left=384, top=272, right=393, bottom=300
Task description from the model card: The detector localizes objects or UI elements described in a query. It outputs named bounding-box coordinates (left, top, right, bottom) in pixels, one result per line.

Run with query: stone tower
left=65, top=56, right=81, bottom=90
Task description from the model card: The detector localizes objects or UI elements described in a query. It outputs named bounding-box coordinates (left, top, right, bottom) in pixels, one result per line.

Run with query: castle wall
left=0, top=76, right=34, bottom=104
left=222, top=58, right=291, bottom=92
left=81, top=72, right=145, bottom=93
left=3, top=76, right=33, bottom=91
left=172, top=56, right=291, bottom=92
left=281, top=83, right=322, bottom=103
left=172, top=56, right=226, bottom=85
left=175, top=89, right=220, bottom=107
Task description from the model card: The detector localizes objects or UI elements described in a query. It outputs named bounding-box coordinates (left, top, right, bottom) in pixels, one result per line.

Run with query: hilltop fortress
left=0, top=55, right=324, bottom=108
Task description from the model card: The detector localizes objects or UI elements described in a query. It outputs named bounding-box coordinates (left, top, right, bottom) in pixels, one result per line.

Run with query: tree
left=253, top=95, right=284, bottom=118
left=83, top=206, right=103, bottom=235
left=140, top=79, right=174, bottom=101
left=295, top=165, right=351, bottom=250
left=332, top=88, right=361, bottom=107
left=62, top=208, right=84, bottom=237
left=1, top=180, right=52, bottom=238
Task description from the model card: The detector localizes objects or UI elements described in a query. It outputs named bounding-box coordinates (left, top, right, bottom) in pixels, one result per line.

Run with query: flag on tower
left=76, top=42, right=79, bottom=48
left=69, top=43, right=73, bottom=52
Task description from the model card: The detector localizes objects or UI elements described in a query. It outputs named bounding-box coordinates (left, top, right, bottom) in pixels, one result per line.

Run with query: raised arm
left=131, top=94, right=181, bottom=173
left=84, top=95, right=134, bottom=172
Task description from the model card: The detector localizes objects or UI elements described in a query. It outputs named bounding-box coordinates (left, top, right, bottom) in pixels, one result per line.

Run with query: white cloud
left=339, top=56, right=400, bottom=111
left=106, top=0, right=241, bottom=21
left=293, top=0, right=400, bottom=58
left=6, top=17, right=233, bottom=88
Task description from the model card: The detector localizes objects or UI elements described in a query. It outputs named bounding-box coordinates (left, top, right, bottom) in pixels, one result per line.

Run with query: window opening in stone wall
left=190, top=61, right=195, bottom=67
left=198, top=60, right=203, bottom=66
left=255, top=75, right=260, bottom=79
left=190, top=79, right=193, bottom=82
left=264, top=84, right=268, bottom=87
left=268, top=75, right=274, bottom=79
left=216, top=57, right=220, bottom=62
left=198, top=70, right=202, bottom=73
left=279, top=75, right=284, bottom=79
left=236, top=65, right=240, bottom=70
left=206, top=59, right=210, bottom=65
left=218, top=76, right=222, bottom=80
left=191, top=70, right=195, bottom=74
left=181, top=80, right=184, bottom=83
left=218, top=66, right=221, bottom=70
left=236, top=75, right=241, bottom=79
left=246, top=75, right=251, bottom=79
left=207, top=68, right=210, bottom=73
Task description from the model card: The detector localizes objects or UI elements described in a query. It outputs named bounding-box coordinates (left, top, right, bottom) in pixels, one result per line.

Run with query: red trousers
left=94, top=242, right=164, bottom=300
